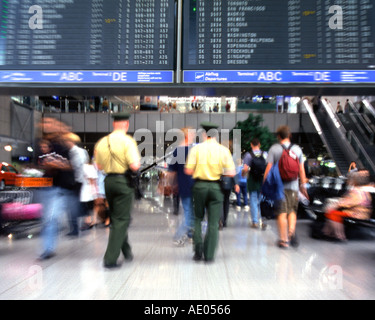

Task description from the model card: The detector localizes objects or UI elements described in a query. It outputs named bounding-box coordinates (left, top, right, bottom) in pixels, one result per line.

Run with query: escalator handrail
left=348, top=101, right=374, bottom=143
left=321, top=98, right=347, bottom=136
left=320, top=99, right=365, bottom=174
left=303, top=98, right=342, bottom=175
left=363, top=99, right=375, bottom=118
left=347, top=130, right=375, bottom=175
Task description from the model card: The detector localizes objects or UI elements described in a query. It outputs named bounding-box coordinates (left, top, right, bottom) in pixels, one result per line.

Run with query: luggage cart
left=0, top=176, right=51, bottom=239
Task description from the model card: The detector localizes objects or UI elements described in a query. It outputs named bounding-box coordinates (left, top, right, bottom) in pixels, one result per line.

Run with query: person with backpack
left=263, top=126, right=308, bottom=249
left=235, top=159, right=249, bottom=213
left=243, top=138, right=267, bottom=229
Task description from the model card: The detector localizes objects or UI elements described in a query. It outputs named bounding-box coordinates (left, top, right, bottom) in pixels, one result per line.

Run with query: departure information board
left=183, top=0, right=375, bottom=83
left=0, top=0, right=175, bottom=83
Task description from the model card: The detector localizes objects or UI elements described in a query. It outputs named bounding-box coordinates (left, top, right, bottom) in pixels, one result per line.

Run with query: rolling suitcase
left=1, top=202, right=43, bottom=221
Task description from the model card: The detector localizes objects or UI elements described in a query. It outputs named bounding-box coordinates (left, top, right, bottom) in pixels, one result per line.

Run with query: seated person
left=348, top=161, right=358, bottom=174
left=323, top=170, right=372, bottom=241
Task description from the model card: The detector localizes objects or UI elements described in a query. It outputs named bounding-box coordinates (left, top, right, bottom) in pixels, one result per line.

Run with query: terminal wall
left=45, top=112, right=312, bottom=134
left=0, top=96, right=12, bottom=163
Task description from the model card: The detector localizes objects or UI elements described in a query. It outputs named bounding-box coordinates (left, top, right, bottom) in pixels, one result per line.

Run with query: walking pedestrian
left=243, top=138, right=267, bottom=229
left=95, top=112, right=141, bottom=269
left=185, top=122, right=236, bottom=262
left=169, top=128, right=195, bottom=246
left=263, top=126, right=308, bottom=249
left=37, top=117, right=79, bottom=260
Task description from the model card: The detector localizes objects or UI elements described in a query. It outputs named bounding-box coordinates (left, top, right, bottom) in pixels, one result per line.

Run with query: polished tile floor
left=1, top=193, right=375, bottom=300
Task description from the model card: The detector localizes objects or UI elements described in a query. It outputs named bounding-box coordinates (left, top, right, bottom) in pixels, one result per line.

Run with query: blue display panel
left=183, top=0, right=375, bottom=83
left=0, top=70, right=174, bottom=83
left=183, top=70, right=375, bottom=83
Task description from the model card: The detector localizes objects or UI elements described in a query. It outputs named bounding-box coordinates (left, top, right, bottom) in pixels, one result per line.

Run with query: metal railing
left=347, top=131, right=375, bottom=175
left=363, top=99, right=375, bottom=118
left=303, top=98, right=341, bottom=175
left=348, top=101, right=374, bottom=144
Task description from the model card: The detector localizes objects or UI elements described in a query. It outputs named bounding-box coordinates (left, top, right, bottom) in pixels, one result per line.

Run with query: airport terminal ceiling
left=0, top=0, right=374, bottom=96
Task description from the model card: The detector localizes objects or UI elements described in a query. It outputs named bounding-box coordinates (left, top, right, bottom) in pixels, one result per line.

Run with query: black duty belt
left=195, top=179, right=220, bottom=183
left=107, top=173, right=125, bottom=177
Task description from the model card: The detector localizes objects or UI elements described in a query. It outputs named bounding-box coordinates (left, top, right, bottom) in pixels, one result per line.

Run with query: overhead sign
left=183, top=70, right=375, bottom=83
left=0, top=71, right=174, bottom=83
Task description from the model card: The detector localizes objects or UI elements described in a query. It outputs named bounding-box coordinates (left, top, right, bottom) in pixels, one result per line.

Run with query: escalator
left=337, top=106, right=373, bottom=147
left=314, top=109, right=352, bottom=175
left=304, top=98, right=375, bottom=176
left=303, top=98, right=353, bottom=175
left=336, top=101, right=375, bottom=176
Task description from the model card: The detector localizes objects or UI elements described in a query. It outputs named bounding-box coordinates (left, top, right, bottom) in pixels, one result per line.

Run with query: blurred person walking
left=185, top=122, right=236, bottom=262
left=220, top=140, right=239, bottom=229
left=93, top=163, right=110, bottom=227
left=242, top=138, right=267, bottom=229
left=95, top=112, right=141, bottom=269
left=168, top=127, right=195, bottom=246
left=263, top=126, right=308, bottom=249
left=235, top=160, right=248, bottom=212
left=80, top=158, right=99, bottom=230
left=37, top=117, right=79, bottom=260
left=220, top=172, right=239, bottom=228
left=63, top=132, right=89, bottom=236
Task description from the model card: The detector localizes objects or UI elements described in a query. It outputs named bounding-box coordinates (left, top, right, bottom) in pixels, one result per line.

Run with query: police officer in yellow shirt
left=185, top=122, right=236, bottom=262
left=95, top=112, right=141, bottom=269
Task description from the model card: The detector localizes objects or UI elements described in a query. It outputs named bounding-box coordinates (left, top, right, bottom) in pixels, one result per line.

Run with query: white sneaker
left=244, top=205, right=250, bottom=212
left=236, top=206, right=241, bottom=212
left=173, top=235, right=187, bottom=247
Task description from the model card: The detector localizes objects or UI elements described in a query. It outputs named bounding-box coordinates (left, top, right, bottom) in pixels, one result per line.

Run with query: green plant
left=230, top=113, right=276, bottom=153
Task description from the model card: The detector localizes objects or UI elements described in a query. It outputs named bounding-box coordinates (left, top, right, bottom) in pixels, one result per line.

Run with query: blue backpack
left=261, top=162, right=284, bottom=202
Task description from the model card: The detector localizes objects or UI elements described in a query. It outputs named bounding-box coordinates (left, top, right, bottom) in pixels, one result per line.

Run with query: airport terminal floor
left=1, top=190, right=375, bottom=301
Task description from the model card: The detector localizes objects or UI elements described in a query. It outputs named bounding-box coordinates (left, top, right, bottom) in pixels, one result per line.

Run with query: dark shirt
left=36, top=138, right=76, bottom=190
left=168, top=145, right=194, bottom=198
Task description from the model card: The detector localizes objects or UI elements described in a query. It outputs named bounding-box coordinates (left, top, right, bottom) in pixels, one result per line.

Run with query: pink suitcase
left=1, top=202, right=43, bottom=221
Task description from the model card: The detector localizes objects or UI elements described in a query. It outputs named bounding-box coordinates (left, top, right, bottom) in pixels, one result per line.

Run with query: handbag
left=220, top=176, right=233, bottom=191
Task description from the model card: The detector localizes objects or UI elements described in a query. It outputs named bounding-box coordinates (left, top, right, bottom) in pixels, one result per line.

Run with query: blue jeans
left=40, top=186, right=80, bottom=254
left=249, top=190, right=261, bottom=224
left=236, top=182, right=248, bottom=206
left=174, top=195, right=194, bottom=240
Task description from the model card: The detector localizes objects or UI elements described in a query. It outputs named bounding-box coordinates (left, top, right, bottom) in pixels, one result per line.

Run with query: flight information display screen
left=0, top=0, right=175, bottom=83
left=183, top=0, right=375, bottom=83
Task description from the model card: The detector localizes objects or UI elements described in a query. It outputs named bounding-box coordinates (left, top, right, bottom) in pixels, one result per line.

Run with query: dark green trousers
left=192, top=181, right=224, bottom=261
left=104, top=175, right=134, bottom=265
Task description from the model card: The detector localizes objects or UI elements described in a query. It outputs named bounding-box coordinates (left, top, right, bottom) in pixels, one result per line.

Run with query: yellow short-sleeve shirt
left=185, top=139, right=235, bottom=181
left=95, top=130, right=140, bottom=174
